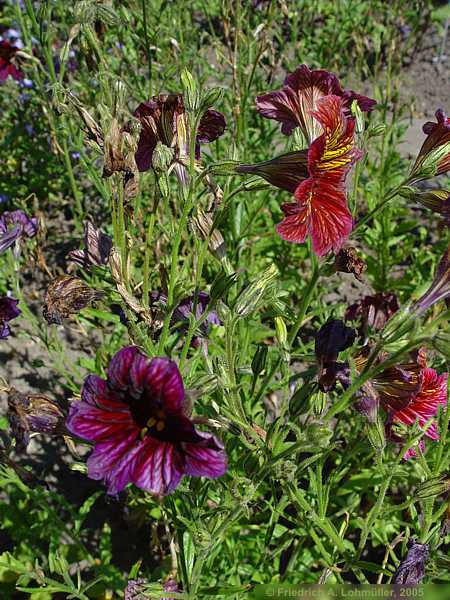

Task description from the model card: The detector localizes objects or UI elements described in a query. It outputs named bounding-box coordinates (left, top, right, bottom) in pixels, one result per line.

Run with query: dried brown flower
left=43, top=275, right=103, bottom=324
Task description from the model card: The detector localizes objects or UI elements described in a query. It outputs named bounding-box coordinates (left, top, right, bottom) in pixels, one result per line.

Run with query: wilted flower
left=315, top=319, right=356, bottom=391
left=0, top=296, right=20, bottom=339
left=345, top=292, right=399, bottom=335
left=0, top=210, right=38, bottom=257
left=412, top=244, right=450, bottom=314
left=7, top=387, right=65, bottom=452
left=238, top=95, right=362, bottom=256
left=43, top=275, right=103, bottom=324
left=332, top=247, right=367, bottom=281
left=411, top=189, right=450, bottom=225
left=0, top=39, right=24, bottom=82
left=256, top=64, right=375, bottom=143
left=66, top=346, right=227, bottom=495
left=393, top=541, right=429, bottom=584
left=411, top=109, right=450, bottom=178
left=67, top=221, right=112, bottom=269
left=134, top=94, right=225, bottom=182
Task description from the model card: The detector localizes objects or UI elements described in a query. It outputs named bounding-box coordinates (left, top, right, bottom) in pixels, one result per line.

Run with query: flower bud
left=210, top=271, right=238, bottom=304
left=274, top=316, right=288, bottom=348
left=234, top=264, right=278, bottom=318
left=152, top=141, right=174, bottom=174
left=368, top=123, right=387, bottom=138
left=181, top=67, right=199, bottom=112
left=200, top=87, right=224, bottom=112
left=416, top=476, right=450, bottom=500
left=251, top=344, right=268, bottom=377
left=366, top=417, right=386, bottom=455
left=290, top=382, right=317, bottom=417
left=206, top=160, right=240, bottom=176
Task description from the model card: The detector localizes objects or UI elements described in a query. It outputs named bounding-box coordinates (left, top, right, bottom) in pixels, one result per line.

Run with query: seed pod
left=43, top=275, right=103, bottom=324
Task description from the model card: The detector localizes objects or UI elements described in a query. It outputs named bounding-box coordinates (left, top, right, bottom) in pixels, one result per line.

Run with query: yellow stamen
left=156, top=420, right=165, bottom=432
left=147, top=417, right=157, bottom=428
left=140, top=427, right=148, bottom=439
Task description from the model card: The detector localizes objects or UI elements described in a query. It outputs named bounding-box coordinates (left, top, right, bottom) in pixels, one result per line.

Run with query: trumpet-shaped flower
left=275, top=95, right=362, bottom=255
left=134, top=94, right=225, bottom=182
left=256, top=64, right=375, bottom=143
left=67, top=346, right=227, bottom=495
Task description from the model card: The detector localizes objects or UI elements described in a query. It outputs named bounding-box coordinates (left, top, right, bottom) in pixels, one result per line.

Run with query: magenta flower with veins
left=66, top=346, right=227, bottom=496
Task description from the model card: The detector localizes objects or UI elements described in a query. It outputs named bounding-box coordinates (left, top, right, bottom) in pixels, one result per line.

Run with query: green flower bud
left=416, top=476, right=450, bottom=500
left=251, top=344, right=268, bottom=377
left=181, top=68, right=199, bottom=112
left=234, top=264, right=278, bottom=318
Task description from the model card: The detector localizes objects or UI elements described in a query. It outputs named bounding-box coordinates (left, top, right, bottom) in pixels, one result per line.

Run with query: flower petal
left=107, top=346, right=143, bottom=393
left=197, top=109, right=226, bottom=144
left=144, top=357, right=185, bottom=414
left=183, top=431, right=227, bottom=478
left=130, top=438, right=185, bottom=495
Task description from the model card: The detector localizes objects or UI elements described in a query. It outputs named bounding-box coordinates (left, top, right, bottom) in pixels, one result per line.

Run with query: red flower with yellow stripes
left=237, top=95, right=361, bottom=256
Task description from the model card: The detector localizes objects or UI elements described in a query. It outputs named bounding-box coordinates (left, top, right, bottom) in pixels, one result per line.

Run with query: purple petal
left=0, top=321, right=11, bottom=339
left=135, top=132, right=157, bottom=172
left=130, top=438, right=185, bottom=495
left=106, top=346, right=143, bottom=393
left=197, top=109, right=226, bottom=144
left=0, top=224, right=22, bottom=253
left=183, top=431, right=227, bottom=478
left=256, top=89, right=299, bottom=136
left=66, top=398, right=135, bottom=442
left=144, top=357, right=185, bottom=415
left=0, top=296, right=20, bottom=321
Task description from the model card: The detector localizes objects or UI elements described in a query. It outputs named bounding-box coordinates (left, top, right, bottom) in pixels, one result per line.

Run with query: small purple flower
left=67, top=221, right=112, bottom=270
left=153, top=291, right=221, bottom=351
left=0, top=209, right=38, bottom=256
left=0, top=296, right=20, bottom=339
left=124, top=579, right=148, bottom=600
left=66, top=346, right=227, bottom=496
left=393, top=541, right=429, bottom=584
left=0, top=39, right=23, bottom=82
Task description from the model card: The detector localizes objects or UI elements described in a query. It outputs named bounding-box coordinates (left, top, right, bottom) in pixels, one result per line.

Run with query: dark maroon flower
left=134, top=94, right=225, bottom=179
left=67, top=221, right=112, bottom=269
left=315, top=319, right=356, bottom=391
left=8, top=387, right=66, bottom=453
left=393, top=541, right=429, bottom=584
left=256, top=64, right=375, bottom=143
left=0, top=296, right=20, bottom=339
left=0, top=40, right=23, bottom=82
left=345, top=292, right=399, bottom=335
left=0, top=209, right=38, bottom=256
left=66, top=346, right=227, bottom=495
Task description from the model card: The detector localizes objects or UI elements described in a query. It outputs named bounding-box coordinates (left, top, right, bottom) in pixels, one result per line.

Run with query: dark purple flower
left=66, top=346, right=227, bottom=496
left=393, top=541, right=429, bottom=584
left=134, top=94, right=225, bottom=179
left=345, top=292, right=399, bottom=335
left=315, top=319, right=356, bottom=391
left=0, top=39, right=23, bottom=82
left=67, top=221, right=112, bottom=270
left=256, top=64, right=376, bottom=143
left=0, top=209, right=38, bottom=256
left=7, top=387, right=65, bottom=453
left=0, top=296, right=20, bottom=339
